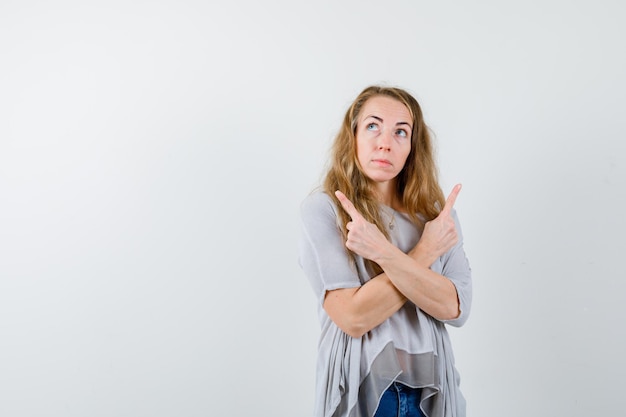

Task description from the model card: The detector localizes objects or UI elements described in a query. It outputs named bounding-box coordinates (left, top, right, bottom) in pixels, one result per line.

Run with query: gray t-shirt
left=298, top=191, right=472, bottom=417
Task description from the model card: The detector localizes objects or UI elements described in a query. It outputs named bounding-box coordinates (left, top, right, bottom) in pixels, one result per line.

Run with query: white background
left=1, top=1, right=625, bottom=416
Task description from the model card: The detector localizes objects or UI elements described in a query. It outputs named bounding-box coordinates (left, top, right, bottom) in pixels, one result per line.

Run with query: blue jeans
left=373, top=382, right=425, bottom=417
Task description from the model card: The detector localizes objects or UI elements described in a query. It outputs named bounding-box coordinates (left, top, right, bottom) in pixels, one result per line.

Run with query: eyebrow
left=365, top=115, right=412, bottom=128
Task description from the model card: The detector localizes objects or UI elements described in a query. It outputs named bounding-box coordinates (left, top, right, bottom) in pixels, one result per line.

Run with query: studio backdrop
left=1, top=1, right=624, bottom=416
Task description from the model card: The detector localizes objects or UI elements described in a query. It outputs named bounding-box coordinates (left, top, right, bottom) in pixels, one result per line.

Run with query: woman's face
left=355, top=95, right=412, bottom=187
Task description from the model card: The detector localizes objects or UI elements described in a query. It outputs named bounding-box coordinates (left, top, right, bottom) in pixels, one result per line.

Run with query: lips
left=372, top=159, right=392, bottom=167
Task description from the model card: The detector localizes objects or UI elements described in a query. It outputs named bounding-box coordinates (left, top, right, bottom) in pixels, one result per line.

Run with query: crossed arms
left=323, top=185, right=463, bottom=338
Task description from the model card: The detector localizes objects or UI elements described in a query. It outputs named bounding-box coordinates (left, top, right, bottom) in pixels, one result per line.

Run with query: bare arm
left=323, top=274, right=406, bottom=338
left=376, top=245, right=460, bottom=321
left=330, top=185, right=463, bottom=324
left=382, top=184, right=463, bottom=320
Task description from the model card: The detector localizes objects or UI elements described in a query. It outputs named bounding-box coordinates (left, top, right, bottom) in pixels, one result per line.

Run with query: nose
left=377, top=129, right=393, bottom=151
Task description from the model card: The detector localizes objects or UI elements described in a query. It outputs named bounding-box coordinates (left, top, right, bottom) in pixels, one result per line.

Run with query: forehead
left=359, top=95, right=411, bottom=121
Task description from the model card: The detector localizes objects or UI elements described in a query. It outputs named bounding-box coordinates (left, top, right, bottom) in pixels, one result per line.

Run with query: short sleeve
left=439, top=209, right=473, bottom=327
left=298, top=192, right=362, bottom=305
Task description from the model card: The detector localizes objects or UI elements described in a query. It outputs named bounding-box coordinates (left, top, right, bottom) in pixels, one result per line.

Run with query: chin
left=369, top=174, right=399, bottom=184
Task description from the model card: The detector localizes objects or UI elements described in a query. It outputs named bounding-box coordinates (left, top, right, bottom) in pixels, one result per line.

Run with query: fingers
left=334, top=190, right=363, bottom=221
left=441, top=183, right=462, bottom=215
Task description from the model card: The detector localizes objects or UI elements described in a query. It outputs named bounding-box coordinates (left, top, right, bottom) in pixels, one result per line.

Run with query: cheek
left=400, top=143, right=411, bottom=159
left=356, top=147, right=368, bottom=168
left=398, top=146, right=412, bottom=169
left=355, top=136, right=369, bottom=163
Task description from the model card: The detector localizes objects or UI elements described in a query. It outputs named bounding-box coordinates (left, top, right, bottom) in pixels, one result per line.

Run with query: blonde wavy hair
left=323, top=85, right=445, bottom=272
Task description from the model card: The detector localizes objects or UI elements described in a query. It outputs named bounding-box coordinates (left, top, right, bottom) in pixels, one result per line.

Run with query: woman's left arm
left=377, top=244, right=461, bottom=321
left=335, top=187, right=471, bottom=323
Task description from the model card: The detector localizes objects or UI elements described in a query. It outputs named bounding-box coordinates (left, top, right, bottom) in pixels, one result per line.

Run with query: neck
left=374, top=180, right=398, bottom=208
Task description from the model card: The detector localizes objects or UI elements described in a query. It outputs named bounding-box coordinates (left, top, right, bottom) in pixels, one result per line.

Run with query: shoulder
left=300, top=190, right=337, bottom=219
left=299, top=191, right=344, bottom=241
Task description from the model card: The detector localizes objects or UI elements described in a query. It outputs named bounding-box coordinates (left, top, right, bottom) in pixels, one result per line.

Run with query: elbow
left=436, top=285, right=465, bottom=323
left=344, top=324, right=367, bottom=339
left=335, top=314, right=369, bottom=338
left=443, top=287, right=472, bottom=327
left=323, top=289, right=372, bottom=338
left=441, top=304, right=470, bottom=327
left=445, top=301, right=461, bottom=321
left=327, top=309, right=369, bottom=338
left=433, top=299, right=462, bottom=323
left=340, top=328, right=365, bottom=338
left=443, top=313, right=469, bottom=328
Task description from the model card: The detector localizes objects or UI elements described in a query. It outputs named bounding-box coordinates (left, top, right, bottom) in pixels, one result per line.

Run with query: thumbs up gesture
left=335, top=190, right=392, bottom=262
left=411, top=184, right=462, bottom=266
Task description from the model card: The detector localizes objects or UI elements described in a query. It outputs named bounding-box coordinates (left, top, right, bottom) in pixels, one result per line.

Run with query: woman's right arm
left=328, top=187, right=465, bottom=329
left=299, top=192, right=407, bottom=338
left=323, top=274, right=406, bottom=338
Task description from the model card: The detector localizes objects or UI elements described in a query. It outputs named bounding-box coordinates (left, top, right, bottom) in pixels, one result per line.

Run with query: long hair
left=323, top=85, right=445, bottom=273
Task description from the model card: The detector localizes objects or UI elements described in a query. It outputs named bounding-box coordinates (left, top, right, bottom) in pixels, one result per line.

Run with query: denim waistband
left=391, top=381, right=422, bottom=392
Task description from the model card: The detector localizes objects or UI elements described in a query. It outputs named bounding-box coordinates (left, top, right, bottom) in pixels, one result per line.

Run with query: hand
left=411, top=184, right=461, bottom=266
left=335, top=190, right=392, bottom=262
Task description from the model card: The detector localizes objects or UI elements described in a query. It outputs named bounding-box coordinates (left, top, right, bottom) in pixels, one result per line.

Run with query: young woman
left=299, top=85, right=472, bottom=417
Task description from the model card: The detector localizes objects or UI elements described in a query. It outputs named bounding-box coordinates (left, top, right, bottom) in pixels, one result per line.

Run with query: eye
left=395, top=129, right=408, bottom=138
left=366, top=123, right=378, bottom=131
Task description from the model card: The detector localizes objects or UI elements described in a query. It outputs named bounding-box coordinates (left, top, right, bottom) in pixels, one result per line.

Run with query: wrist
left=409, top=245, right=437, bottom=268
left=375, top=242, right=403, bottom=269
